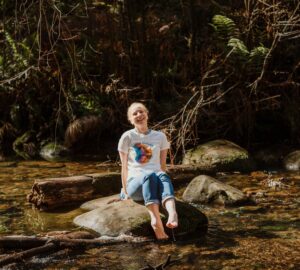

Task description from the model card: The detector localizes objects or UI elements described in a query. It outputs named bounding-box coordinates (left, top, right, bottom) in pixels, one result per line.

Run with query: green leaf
left=211, top=15, right=239, bottom=41
left=227, top=38, right=249, bottom=61
left=248, top=45, right=270, bottom=71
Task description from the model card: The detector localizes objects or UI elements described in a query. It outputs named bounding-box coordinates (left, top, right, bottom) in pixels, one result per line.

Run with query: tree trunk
left=27, top=173, right=122, bottom=210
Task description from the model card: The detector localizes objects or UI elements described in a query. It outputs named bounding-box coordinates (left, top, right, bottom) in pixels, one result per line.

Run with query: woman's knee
left=157, top=173, right=172, bottom=183
left=143, top=172, right=158, bottom=183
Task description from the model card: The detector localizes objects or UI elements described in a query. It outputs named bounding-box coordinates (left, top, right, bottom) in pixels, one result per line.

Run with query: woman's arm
left=119, top=151, right=129, bottom=197
left=160, top=149, right=168, bottom=172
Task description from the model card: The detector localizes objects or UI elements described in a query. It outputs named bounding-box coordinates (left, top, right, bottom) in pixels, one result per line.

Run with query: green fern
left=4, top=31, right=28, bottom=67
left=211, top=15, right=239, bottom=41
left=248, top=46, right=269, bottom=71
left=227, top=38, right=249, bottom=62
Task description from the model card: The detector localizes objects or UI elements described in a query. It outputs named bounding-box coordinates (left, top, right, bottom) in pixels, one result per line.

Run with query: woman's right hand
left=120, top=188, right=130, bottom=200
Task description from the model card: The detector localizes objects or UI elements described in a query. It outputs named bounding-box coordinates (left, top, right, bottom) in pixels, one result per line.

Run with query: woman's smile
left=131, top=108, right=148, bottom=126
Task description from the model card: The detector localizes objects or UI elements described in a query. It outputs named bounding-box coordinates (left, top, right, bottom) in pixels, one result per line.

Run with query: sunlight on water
left=0, top=161, right=299, bottom=269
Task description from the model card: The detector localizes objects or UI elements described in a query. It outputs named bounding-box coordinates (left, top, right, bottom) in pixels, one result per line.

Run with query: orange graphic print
left=133, top=143, right=153, bottom=164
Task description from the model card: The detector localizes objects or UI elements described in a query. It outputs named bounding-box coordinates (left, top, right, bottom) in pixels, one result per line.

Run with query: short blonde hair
left=127, top=102, right=149, bottom=122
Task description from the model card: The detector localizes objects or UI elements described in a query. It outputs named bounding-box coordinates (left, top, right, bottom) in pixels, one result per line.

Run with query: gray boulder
left=283, top=150, right=300, bottom=171
left=182, top=139, right=254, bottom=172
left=74, top=195, right=208, bottom=237
left=182, top=175, right=251, bottom=206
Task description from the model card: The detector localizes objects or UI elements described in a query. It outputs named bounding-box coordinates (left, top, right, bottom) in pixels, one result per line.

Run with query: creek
left=0, top=161, right=299, bottom=269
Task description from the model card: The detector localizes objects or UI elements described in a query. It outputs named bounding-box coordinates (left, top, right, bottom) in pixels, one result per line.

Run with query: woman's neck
left=135, top=125, right=149, bottom=134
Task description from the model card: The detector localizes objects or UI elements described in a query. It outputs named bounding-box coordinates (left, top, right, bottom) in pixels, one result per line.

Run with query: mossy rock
left=182, top=139, right=255, bottom=172
left=13, top=131, right=38, bottom=160
left=283, top=150, right=300, bottom=171
left=40, top=142, right=70, bottom=162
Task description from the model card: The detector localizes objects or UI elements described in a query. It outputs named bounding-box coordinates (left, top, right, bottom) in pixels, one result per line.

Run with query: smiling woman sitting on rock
left=118, top=102, right=178, bottom=240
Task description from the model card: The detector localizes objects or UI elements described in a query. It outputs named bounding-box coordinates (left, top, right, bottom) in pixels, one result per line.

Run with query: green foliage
left=227, top=38, right=249, bottom=62
left=248, top=46, right=269, bottom=72
left=4, top=31, right=28, bottom=67
left=211, top=15, right=238, bottom=41
left=1, top=31, right=32, bottom=80
left=0, top=0, right=299, bottom=151
left=75, top=94, right=102, bottom=116
left=211, top=15, right=270, bottom=75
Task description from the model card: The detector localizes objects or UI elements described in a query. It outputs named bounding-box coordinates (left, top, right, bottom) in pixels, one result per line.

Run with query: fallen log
left=27, top=165, right=214, bottom=210
left=0, top=234, right=151, bottom=250
left=0, top=242, right=58, bottom=267
left=0, top=235, right=48, bottom=249
left=27, top=173, right=122, bottom=210
left=0, top=234, right=152, bottom=267
left=0, top=231, right=95, bottom=249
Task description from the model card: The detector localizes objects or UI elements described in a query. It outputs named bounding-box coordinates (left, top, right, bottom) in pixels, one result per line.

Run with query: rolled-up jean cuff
left=162, top=196, right=175, bottom=207
left=145, top=200, right=160, bottom=206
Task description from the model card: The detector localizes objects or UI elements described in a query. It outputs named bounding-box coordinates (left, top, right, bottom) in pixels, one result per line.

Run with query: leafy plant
left=4, top=31, right=28, bottom=67
left=227, top=38, right=249, bottom=62
left=211, top=15, right=239, bottom=41
left=248, top=46, right=270, bottom=72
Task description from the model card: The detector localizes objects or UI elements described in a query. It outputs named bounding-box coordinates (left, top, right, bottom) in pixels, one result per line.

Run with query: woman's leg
left=127, top=173, right=168, bottom=239
left=143, top=173, right=168, bottom=239
left=164, top=198, right=178, bottom=229
left=147, top=203, right=168, bottom=239
left=157, top=173, right=178, bottom=229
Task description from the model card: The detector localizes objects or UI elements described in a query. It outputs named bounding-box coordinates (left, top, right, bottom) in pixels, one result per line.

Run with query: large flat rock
left=74, top=195, right=208, bottom=237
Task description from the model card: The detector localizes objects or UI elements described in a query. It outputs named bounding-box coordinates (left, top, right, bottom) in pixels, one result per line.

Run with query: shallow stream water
left=0, top=161, right=299, bottom=269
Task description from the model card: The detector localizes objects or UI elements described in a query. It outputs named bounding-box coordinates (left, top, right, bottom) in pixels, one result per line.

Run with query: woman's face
left=129, top=105, right=148, bottom=127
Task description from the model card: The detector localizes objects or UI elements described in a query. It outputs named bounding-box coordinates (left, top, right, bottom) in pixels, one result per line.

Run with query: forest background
left=0, top=0, right=299, bottom=162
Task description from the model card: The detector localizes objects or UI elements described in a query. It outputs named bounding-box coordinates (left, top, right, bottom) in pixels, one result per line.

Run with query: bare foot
left=166, top=212, right=178, bottom=229
left=151, top=219, right=169, bottom=240
left=147, top=203, right=169, bottom=240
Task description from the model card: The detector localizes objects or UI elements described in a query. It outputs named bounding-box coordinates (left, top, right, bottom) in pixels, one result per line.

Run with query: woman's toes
left=166, top=213, right=178, bottom=229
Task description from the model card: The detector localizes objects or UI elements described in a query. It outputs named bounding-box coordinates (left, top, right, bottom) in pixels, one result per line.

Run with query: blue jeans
left=122, top=172, right=175, bottom=206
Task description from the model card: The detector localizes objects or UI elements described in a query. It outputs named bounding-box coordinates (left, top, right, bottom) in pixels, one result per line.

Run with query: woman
left=118, top=102, right=178, bottom=240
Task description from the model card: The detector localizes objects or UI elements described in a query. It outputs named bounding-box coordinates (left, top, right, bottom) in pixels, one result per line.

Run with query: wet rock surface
left=283, top=150, right=300, bottom=171
left=182, top=175, right=252, bottom=206
left=182, top=139, right=255, bottom=172
left=74, top=195, right=208, bottom=237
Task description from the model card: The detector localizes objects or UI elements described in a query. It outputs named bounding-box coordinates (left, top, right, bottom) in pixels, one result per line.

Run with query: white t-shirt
left=118, top=129, right=170, bottom=180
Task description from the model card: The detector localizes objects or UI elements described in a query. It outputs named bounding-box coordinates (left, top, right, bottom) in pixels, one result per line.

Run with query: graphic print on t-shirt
left=132, top=143, right=153, bottom=164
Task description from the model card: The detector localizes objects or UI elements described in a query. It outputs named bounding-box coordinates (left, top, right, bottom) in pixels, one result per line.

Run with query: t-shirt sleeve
left=118, top=132, right=130, bottom=153
left=160, top=132, right=170, bottom=150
